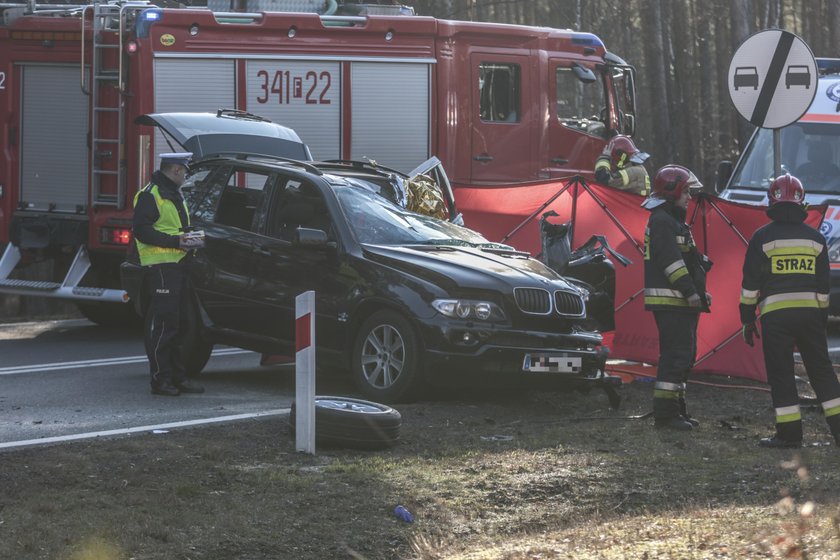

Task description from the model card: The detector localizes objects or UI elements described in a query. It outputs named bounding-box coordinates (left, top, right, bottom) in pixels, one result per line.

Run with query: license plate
left=522, top=353, right=582, bottom=373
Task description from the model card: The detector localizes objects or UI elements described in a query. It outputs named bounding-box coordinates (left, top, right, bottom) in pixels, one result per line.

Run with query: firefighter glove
left=686, top=293, right=702, bottom=308
left=595, top=167, right=611, bottom=185
left=741, top=322, right=760, bottom=347
left=179, top=233, right=205, bottom=250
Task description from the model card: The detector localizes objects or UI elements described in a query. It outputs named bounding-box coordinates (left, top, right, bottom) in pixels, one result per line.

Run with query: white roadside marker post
left=295, top=291, right=316, bottom=454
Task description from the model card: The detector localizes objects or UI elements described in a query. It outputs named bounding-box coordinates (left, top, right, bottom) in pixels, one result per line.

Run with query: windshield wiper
left=416, top=239, right=477, bottom=247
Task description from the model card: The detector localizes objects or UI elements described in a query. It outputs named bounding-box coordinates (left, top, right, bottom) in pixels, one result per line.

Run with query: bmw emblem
left=820, top=220, right=833, bottom=237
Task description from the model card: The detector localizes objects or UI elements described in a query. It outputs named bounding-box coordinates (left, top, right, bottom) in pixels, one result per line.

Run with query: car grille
left=514, top=288, right=551, bottom=314
left=554, top=290, right=585, bottom=316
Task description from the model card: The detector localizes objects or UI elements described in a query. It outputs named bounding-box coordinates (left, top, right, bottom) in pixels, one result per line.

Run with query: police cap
left=159, top=152, right=193, bottom=168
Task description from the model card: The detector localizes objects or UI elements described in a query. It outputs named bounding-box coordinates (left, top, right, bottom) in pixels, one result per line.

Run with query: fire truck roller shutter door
left=245, top=60, right=341, bottom=162
left=20, top=65, right=89, bottom=212
left=350, top=62, right=431, bottom=173
left=153, top=59, right=235, bottom=165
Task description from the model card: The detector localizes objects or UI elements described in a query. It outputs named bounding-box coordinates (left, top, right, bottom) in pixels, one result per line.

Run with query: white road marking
left=0, top=348, right=252, bottom=376
left=0, top=408, right=290, bottom=450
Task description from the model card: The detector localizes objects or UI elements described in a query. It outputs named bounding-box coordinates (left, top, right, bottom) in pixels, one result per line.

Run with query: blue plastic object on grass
left=393, top=505, right=414, bottom=523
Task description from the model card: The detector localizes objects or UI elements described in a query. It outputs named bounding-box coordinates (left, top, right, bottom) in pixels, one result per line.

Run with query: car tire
left=179, top=296, right=213, bottom=377
left=290, top=396, right=401, bottom=450
left=351, top=309, right=424, bottom=403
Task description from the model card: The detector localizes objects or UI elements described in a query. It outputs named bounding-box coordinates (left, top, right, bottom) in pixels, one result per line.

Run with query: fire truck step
left=0, top=279, right=61, bottom=291
left=93, top=107, right=120, bottom=113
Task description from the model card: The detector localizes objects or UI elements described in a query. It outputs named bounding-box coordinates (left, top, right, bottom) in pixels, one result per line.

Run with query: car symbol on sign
left=734, top=66, right=759, bottom=90
left=785, top=65, right=811, bottom=89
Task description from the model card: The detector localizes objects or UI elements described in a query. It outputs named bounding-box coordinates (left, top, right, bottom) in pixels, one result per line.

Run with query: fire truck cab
left=0, top=0, right=636, bottom=324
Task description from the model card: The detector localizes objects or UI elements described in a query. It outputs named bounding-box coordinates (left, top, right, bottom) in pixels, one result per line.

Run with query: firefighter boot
left=758, top=420, right=802, bottom=448
left=653, top=397, right=693, bottom=431
left=679, top=395, right=700, bottom=427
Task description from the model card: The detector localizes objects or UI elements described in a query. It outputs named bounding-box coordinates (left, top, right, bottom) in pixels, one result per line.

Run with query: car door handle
left=551, top=157, right=568, bottom=164
left=473, top=154, right=493, bottom=162
left=251, top=247, right=271, bottom=257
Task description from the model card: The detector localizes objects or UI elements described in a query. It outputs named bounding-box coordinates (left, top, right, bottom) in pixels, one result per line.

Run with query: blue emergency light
left=135, top=8, right=163, bottom=38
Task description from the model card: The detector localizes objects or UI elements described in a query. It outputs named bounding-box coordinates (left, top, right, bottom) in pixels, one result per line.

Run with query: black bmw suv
left=123, top=112, right=615, bottom=403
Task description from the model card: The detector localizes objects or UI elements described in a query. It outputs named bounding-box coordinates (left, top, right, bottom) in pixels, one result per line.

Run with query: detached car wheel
left=290, top=396, right=401, bottom=450
left=352, top=310, right=424, bottom=403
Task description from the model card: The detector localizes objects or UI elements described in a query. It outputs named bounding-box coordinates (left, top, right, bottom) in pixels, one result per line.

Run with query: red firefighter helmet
left=767, top=174, right=805, bottom=206
left=651, top=165, right=701, bottom=200
left=608, top=135, right=649, bottom=168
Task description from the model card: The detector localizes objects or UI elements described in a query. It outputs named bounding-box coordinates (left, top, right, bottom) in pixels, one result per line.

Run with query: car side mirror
left=294, top=227, right=330, bottom=248
left=715, top=160, right=733, bottom=194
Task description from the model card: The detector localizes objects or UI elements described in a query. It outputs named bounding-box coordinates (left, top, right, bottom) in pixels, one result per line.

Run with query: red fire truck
left=0, top=0, right=637, bottom=324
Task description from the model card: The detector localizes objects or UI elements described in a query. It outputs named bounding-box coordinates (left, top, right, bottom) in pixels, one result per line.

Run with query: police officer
left=643, top=165, right=711, bottom=431
left=594, top=135, right=651, bottom=196
left=132, top=152, right=205, bottom=396
left=740, top=174, right=840, bottom=448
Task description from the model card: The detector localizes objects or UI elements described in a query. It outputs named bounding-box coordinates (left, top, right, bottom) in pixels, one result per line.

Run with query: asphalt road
left=2, top=318, right=839, bottom=451
left=0, top=319, right=313, bottom=450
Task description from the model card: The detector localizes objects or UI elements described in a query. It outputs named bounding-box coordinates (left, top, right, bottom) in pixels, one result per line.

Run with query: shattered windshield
left=730, top=123, right=840, bottom=194
left=336, top=185, right=498, bottom=247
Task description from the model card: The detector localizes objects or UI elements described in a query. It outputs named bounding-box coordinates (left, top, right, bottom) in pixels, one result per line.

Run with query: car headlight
left=432, top=299, right=506, bottom=321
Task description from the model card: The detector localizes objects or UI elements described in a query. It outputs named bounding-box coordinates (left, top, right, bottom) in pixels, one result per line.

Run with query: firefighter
left=643, top=165, right=711, bottom=431
left=132, top=153, right=206, bottom=397
left=740, top=174, right=840, bottom=448
left=594, top=135, right=651, bottom=196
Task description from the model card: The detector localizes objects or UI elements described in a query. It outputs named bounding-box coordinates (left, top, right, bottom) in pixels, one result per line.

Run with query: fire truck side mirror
left=572, top=63, right=597, bottom=84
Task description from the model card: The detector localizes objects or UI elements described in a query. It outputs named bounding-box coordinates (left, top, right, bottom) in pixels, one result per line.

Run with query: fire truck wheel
left=180, top=297, right=213, bottom=377
left=289, top=396, right=401, bottom=450
left=76, top=301, right=142, bottom=329
left=351, top=310, right=424, bottom=404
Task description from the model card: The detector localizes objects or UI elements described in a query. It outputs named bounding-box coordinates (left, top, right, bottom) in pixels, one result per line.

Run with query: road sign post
left=728, top=29, right=818, bottom=177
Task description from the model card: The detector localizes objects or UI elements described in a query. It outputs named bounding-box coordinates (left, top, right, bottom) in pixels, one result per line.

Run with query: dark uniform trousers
left=760, top=308, right=840, bottom=440
left=145, top=262, right=189, bottom=388
left=653, top=310, right=699, bottom=418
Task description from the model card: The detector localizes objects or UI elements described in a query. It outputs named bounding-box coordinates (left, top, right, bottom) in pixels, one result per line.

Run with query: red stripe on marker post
left=295, top=313, right=311, bottom=352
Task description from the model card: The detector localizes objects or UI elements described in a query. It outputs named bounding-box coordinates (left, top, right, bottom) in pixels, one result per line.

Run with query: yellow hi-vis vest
left=132, top=183, right=189, bottom=266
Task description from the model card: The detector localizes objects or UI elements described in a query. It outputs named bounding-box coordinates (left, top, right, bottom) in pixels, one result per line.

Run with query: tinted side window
left=213, top=171, right=270, bottom=232
left=268, top=178, right=331, bottom=241
left=185, top=166, right=229, bottom=223
left=479, top=63, right=520, bottom=123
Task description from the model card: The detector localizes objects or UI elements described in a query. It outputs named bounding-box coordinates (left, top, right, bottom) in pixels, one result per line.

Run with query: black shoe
left=174, top=380, right=204, bottom=394
left=682, top=415, right=700, bottom=428
left=151, top=382, right=180, bottom=396
left=654, top=417, right=693, bottom=431
left=758, top=436, right=802, bottom=449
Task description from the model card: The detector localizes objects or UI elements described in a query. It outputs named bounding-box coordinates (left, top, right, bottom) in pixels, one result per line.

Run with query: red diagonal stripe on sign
left=296, top=313, right=311, bottom=352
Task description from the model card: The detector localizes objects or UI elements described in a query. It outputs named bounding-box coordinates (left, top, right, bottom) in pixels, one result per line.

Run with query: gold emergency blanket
left=405, top=174, right=448, bottom=220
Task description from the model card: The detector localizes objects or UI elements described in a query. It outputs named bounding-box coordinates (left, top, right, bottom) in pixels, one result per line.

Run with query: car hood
left=135, top=112, right=312, bottom=161
left=362, top=244, right=580, bottom=292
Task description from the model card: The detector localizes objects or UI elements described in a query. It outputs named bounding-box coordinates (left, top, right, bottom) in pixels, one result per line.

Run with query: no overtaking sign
left=728, top=29, right=817, bottom=129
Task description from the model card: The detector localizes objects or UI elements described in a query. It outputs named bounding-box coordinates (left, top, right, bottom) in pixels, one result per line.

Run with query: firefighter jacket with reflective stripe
left=643, top=202, right=710, bottom=312
left=739, top=205, right=829, bottom=323
left=594, top=155, right=650, bottom=196
left=132, top=171, right=189, bottom=266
